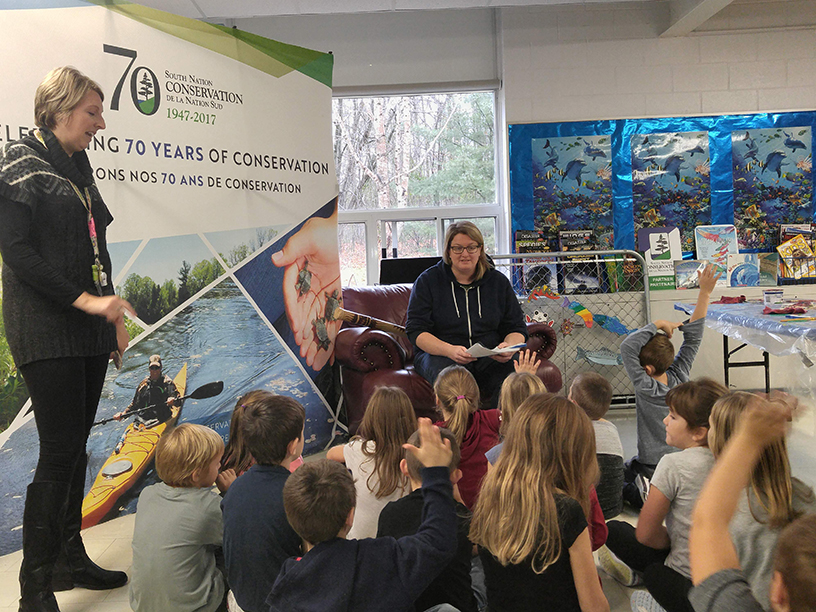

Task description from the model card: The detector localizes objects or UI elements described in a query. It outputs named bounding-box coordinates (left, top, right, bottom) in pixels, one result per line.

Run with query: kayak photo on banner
left=531, top=135, right=613, bottom=249
left=0, top=1, right=338, bottom=553
left=631, top=131, right=711, bottom=253
left=732, top=127, right=813, bottom=250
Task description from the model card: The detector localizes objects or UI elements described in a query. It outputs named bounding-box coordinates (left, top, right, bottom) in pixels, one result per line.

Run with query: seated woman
left=406, top=221, right=527, bottom=406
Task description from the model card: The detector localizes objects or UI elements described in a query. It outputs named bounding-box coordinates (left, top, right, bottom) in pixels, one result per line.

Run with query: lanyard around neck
left=34, top=129, right=105, bottom=296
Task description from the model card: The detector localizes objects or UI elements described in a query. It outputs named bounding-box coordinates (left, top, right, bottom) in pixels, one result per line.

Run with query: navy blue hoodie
left=405, top=260, right=527, bottom=352
left=265, top=467, right=456, bottom=612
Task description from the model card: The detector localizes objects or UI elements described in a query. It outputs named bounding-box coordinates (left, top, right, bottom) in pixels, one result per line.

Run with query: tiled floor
left=0, top=410, right=643, bottom=612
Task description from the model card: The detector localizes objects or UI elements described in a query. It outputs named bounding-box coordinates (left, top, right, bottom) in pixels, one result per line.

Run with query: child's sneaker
left=597, top=545, right=641, bottom=587
left=631, top=590, right=667, bottom=612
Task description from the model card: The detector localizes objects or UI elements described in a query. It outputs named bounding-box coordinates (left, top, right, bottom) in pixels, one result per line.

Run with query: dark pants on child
left=606, top=521, right=694, bottom=612
left=414, top=352, right=516, bottom=409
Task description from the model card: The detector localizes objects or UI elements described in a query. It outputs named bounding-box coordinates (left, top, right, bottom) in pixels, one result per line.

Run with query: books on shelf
left=727, top=253, right=779, bottom=287
left=515, top=230, right=552, bottom=254
left=779, top=224, right=815, bottom=251
left=558, top=230, right=600, bottom=294
left=515, top=231, right=557, bottom=292
left=637, top=226, right=681, bottom=290
left=674, top=260, right=708, bottom=289
left=694, top=225, right=738, bottom=288
left=777, top=234, right=816, bottom=279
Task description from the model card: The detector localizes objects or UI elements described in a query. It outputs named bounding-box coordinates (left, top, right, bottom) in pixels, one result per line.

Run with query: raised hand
left=403, top=418, right=452, bottom=469
left=271, top=206, right=340, bottom=372
left=513, top=349, right=540, bottom=373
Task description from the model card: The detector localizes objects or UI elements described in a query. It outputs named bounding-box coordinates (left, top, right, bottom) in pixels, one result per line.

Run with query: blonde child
left=326, top=385, right=415, bottom=538
left=690, top=394, right=816, bottom=612
left=433, top=365, right=500, bottom=509
left=470, top=393, right=609, bottom=612
left=130, top=423, right=226, bottom=612
left=484, top=370, right=546, bottom=466
left=600, top=378, right=727, bottom=612
left=706, top=391, right=816, bottom=610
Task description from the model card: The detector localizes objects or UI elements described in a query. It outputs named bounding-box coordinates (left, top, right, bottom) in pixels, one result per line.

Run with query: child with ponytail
left=433, top=365, right=500, bottom=509
left=327, top=385, right=416, bottom=539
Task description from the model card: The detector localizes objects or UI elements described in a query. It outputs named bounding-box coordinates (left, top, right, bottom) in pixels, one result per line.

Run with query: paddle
left=92, top=380, right=224, bottom=426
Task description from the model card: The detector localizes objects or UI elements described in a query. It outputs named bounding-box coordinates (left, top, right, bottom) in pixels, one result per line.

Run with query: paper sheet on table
left=466, top=343, right=527, bottom=358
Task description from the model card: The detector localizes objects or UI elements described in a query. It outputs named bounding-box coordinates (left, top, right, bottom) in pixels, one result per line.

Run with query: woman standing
left=0, top=67, right=134, bottom=612
left=406, top=221, right=527, bottom=405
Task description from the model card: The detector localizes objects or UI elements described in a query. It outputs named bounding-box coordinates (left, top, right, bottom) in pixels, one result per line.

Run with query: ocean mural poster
left=531, top=136, right=613, bottom=249
left=631, top=131, right=712, bottom=253
left=732, top=127, right=813, bottom=250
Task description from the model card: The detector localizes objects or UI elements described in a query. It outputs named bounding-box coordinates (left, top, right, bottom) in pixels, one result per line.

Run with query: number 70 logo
left=104, top=44, right=161, bottom=116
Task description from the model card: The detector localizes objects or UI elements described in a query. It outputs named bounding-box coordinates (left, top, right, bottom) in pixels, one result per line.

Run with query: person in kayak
left=115, top=354, right=180, bottom=426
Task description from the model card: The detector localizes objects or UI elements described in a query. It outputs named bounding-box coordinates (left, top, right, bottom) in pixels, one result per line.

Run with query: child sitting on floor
left=377, top=427, right=477, bottom=612
left=689, top=393, right=816, bottom=612
left=470, top=393, right=609, bottom=612
left=130, top=423, right=227, bottom=612
left=433, top=365, right=499, bottom=509
left=326, top=386, right=415, bottom=538
left=267, top=418, right=458, bottom=612
left=599, top=378, right=727, bottom=612
left=220, top=391, right=305, bottom=612
left=703, top=390, right=816, bottom=610
left=568, top=371, right=623, bottom=519
left=218, top=392, right=304, bottom=493
left=620, top=263, right=718, bottom=507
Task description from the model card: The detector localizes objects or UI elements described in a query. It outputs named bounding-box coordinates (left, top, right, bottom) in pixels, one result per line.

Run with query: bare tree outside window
left=333, top=91, right=498, bottom=284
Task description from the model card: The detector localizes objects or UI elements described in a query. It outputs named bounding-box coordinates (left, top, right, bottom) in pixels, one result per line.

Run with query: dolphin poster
left=631, top=131, right=712, bottom=253
left=732, top=127, right=813, bottom=250
left=531, top=135, right=613, bottom=249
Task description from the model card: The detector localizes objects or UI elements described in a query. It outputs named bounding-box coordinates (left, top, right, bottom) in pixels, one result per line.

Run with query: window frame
left=334, top=87, right=507, bottom=285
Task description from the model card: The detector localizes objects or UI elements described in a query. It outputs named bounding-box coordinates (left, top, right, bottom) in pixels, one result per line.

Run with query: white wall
left=501, top=2, right=816, bottom=124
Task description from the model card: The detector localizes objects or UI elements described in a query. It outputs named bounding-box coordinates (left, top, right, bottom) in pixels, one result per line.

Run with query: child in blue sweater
left=267, top=418, right=457, bottom=612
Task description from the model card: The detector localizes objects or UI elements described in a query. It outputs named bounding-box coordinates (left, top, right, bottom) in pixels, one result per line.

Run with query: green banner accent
left=87, top=0, right=333, bottom=87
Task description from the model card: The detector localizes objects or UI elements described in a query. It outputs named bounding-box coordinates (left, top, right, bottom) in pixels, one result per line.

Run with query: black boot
left=19, top=481, right=68, bottom=612
left=51, top=455, right=128, bottom=592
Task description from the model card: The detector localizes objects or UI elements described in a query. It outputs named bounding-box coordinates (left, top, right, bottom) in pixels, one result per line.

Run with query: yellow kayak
left=81, top=363, right=188, bottom=529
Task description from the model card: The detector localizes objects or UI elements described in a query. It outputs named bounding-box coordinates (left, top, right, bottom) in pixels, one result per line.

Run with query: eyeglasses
left=449, top=244, right=481, bottom=254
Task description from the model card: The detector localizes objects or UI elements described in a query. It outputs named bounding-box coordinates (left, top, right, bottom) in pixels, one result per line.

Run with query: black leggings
left=19, top=354, right=110, bottom=484
left=606, top=520, right=694, bottom=612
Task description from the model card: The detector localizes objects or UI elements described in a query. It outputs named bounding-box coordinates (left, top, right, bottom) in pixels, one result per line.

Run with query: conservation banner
left=0, top=0, right=338, bottom=552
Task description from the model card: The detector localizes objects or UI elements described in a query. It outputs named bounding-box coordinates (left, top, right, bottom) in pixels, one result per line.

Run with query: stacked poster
left=727, top=254, right=779, bottom=286
left=559, top=230, right=600, bottom=293
left=637, top=227, right=681, bottom=290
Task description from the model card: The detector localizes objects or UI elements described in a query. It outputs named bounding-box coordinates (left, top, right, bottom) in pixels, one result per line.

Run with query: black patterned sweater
left=0, top=127, right=116, bottom=367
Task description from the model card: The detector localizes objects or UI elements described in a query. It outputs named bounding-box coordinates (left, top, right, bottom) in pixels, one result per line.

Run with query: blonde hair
left=434, top=365, right=480, bottom=446
left=470, top=394, right=598, bottom=573
left=709, top=392, right=800, bottom=528
left=34, top=66, right=104, bottom=130
left=155, top=423, right=224, bottom=488
left=498, top=372, right=546, bottom=438
left=354, top=386, right=416, bottom=498
left=442, top=221, right=491, bottom=282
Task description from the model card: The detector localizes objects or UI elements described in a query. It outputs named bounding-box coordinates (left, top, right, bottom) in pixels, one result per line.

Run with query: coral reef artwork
left=732, top=127, right=813, bottom=250
left=631, top=131, right=711, bottom=253
left=531, top=135, right=613, bottom=249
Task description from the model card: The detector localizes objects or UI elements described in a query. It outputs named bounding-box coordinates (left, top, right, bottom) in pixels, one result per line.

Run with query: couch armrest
left=525, top=322, right=558, bottom=361
left=335, top=327, right=407, bottom=373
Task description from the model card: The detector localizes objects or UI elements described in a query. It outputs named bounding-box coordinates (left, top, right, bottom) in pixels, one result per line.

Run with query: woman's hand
left=513, top=349, right=540, bottom=373
left=447, top=345, right=476, bottom=365
left=73, top=292, right=136, bottom=324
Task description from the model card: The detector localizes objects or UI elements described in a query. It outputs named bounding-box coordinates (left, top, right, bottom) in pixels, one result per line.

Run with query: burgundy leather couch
left=334, top=283, right=563, bottom=435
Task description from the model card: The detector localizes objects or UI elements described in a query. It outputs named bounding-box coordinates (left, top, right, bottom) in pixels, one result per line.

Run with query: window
left=333, top=91, right=502, bottom=285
